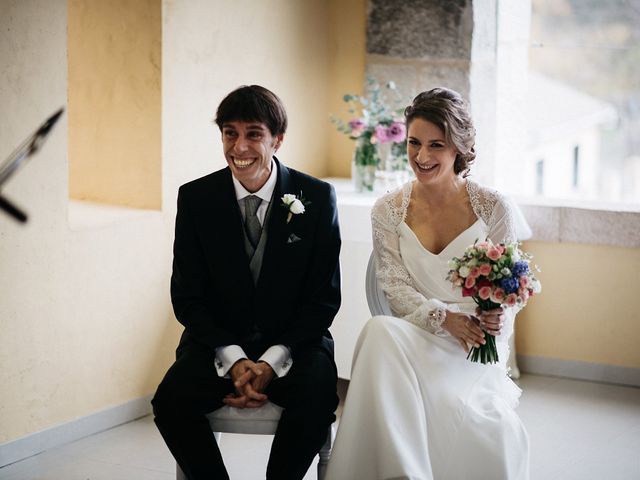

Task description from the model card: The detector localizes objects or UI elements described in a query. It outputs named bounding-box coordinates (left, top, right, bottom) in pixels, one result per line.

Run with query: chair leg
left=317, top=425, right=334, bottom=480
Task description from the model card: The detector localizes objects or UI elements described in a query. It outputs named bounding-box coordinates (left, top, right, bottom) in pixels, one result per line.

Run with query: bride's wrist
left=428, top=308, right=449, bottom=337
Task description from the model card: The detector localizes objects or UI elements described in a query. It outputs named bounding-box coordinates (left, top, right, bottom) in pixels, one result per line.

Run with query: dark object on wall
left=0, top=108, right=64, bottom=223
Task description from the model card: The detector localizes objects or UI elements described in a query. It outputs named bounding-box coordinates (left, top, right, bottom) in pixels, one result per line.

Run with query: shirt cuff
left=214, top=345, right=247, bottom=377
left=258, top=344, right=292, bottom=377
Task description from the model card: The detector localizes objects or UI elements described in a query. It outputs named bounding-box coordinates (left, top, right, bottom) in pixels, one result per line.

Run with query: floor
left=1, top=374, right=639, bottom=480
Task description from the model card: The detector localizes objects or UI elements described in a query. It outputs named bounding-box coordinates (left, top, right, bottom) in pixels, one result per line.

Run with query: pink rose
left=479, top=263, right=492, bottom=276
left=469, top=267, right=480, bottom=279
left=518, top=288, right=530, bottom=303
left=487, top=248, right=502, bottom=261
left=464, top=276, right=476, bottom=289
left=476, top=241, right=490, bottom=251
left=490, top=288, right=506, bottom=304
left=519, top=276, right=530, bottom=288
left=505, top=293, right=518, bottom=307
left=478, top=286, right=492, bottom=300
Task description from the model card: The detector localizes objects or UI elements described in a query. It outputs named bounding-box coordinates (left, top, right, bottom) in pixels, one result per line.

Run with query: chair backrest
left=365, top=251, right=392, bottom=317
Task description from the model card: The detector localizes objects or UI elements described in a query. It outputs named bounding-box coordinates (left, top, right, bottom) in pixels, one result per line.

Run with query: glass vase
left=351, top=138, right=379, bottom=192
left=377, top=141, right=411, bottom=191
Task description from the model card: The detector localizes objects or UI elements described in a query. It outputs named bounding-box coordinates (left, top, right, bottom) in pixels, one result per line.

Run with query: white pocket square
left=286, top=233, right=302, bottom=244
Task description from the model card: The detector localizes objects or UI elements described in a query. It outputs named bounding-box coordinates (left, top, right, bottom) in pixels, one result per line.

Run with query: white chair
left=365, top=251, right=520, bottom=376
left=176, top=396, right=333, bottom=479
left=365, top=252, right=392, bottom=317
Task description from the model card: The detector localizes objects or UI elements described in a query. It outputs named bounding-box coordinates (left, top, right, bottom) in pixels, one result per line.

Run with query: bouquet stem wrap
left=467, top=299, right=501, bottom=364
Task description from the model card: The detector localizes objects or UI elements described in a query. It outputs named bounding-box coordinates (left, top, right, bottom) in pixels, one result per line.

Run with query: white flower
left=281, top=192, right=309, bottom=223
left=281, top=194, right=297, bottom=205
left=531, top=279, right=542, bottom=294
left=458, top=266, right=471, bottom=278
left=289, top=199, right=305, bottom=214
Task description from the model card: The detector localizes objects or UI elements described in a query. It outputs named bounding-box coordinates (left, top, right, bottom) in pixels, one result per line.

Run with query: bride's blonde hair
left=404, top=87, right=476, bottom=176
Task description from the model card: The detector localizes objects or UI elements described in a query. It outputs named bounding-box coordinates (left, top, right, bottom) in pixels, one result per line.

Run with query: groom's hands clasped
left=224, top=359, right=275, bottom=409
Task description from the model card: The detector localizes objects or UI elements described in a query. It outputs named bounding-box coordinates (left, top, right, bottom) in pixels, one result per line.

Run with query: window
left=572, top=145, right=579, bottom=188
left=529, top=0, right=639, bottom=205
left=536, top=159, right=544, bottom=195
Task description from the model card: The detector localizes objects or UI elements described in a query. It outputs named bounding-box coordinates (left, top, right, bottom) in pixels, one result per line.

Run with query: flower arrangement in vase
left=331, top=77, right=409, bottom=192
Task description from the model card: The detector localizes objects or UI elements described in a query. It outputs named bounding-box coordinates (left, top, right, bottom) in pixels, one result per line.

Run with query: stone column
left=365, top=0, right=531, bottom=190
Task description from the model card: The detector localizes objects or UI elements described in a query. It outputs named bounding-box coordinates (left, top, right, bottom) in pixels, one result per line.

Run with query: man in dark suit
left=152, top=85, right=341, bottom=480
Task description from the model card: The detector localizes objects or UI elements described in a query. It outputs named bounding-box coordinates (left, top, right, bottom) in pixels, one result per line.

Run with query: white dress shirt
left=214, top=160, right=293, bottom=378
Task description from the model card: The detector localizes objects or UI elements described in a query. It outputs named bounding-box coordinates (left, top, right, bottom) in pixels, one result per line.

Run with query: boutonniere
left=280, top=192, right=311, bottom=224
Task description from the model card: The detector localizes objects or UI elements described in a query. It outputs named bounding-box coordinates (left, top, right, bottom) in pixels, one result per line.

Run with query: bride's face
left=407, top=118, right=458, bottom=185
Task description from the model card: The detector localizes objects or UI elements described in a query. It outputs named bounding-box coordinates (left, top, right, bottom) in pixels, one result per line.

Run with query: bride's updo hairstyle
left=404, top=87, right=476, bottom=176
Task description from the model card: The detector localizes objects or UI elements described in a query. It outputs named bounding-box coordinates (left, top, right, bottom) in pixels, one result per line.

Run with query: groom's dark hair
left=215, top=85, right=288, bottom=136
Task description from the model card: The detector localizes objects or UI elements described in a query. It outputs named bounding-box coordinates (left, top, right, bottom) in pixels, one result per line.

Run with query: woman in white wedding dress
left=326, top=88, right=530, bottom=480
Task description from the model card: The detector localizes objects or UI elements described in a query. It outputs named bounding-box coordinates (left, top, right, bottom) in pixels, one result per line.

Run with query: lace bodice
left=371, top=179, right=525, bottom=338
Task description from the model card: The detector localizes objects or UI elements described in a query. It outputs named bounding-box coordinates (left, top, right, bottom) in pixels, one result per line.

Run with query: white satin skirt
left=326, top=315, right=529, bottom=480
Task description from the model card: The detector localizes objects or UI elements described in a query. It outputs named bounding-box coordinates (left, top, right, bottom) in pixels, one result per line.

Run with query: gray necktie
left=244, top=195, right=262, bottom=248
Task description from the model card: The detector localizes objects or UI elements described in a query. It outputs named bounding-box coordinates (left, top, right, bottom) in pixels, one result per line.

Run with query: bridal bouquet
left=446, top=240, right=541, bottom=364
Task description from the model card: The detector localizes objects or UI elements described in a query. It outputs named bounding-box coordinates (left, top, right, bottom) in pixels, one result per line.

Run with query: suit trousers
left=152, top=344, right=338, bottom=480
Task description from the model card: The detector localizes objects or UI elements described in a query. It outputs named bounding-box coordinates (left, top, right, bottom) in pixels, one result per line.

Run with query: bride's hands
left=477, top=307, right=505, bottom=336
left=442, top=312, right=486, bottom=352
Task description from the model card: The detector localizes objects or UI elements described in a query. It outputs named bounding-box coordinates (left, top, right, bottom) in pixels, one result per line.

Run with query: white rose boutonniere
left=281, top=192, right=310, bottom=223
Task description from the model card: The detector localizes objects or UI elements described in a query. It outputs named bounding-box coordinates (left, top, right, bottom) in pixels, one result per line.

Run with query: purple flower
left=348, top=118, right=366, bottom=130
left=387, top=121, right=406, bottom=143
left=373, top=124, right=390, bottom=143
left=348, top=118, right=366, bottom=138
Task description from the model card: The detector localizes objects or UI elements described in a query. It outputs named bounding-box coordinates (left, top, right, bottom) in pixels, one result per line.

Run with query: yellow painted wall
left=516, top=241, right=640, bottom=368
left=1, top=0, right=175, bottom=445
left=68, top=0, right=161, bottom=209
left=1, top=0, right=365, bottom=447
left=327, top=0, right=367, bottom=177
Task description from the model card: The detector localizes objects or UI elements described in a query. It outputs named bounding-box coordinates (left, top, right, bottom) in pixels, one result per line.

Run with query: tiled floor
left=1, top=374, right=639, bottom=479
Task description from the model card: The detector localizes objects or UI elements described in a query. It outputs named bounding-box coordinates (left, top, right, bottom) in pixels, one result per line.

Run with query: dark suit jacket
left=170, top=158, right=341, bottom=361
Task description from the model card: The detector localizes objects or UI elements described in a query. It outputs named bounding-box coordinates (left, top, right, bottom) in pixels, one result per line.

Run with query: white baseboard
left=0, top=394, right=153, bottom=468
left=517, top=354, right=640, bottom=388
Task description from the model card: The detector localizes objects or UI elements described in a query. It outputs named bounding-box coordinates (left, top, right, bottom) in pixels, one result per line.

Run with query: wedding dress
left=326, top=180, right=530, bottom=480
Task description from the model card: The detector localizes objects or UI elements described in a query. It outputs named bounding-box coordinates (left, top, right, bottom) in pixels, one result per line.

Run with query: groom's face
left=222, top=121, right=283, bottom=193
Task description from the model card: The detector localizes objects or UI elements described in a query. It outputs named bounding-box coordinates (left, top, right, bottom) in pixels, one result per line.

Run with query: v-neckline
left=401, top=219, right=481, bottom=257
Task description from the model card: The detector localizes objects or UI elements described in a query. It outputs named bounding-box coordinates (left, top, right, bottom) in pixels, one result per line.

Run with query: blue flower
left=512, top=261, right=529, bottom=277
left=500, top=277, right=520, bottom=294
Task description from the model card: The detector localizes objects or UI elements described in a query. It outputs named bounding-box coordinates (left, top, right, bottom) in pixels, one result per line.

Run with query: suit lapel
left=200, top=168, right=255, bottom=295
left=255, top=158, right=293, bottom=294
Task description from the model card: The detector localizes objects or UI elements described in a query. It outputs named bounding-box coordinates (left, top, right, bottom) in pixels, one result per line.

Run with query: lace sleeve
left=371, top=185, right=451, bottom=336
left=467, top=181, right=525, bottom=317
left=467, top=180, right=531, bottom=243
